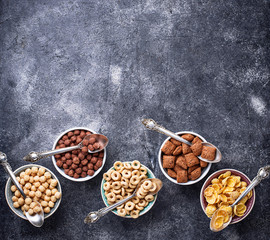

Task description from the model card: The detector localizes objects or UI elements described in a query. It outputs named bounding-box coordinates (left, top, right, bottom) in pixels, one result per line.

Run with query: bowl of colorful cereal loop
left=101, top=160, right=158, bottom=219
left=200, top=169, right=255, bottom=225
left=5, top=164, right=62, bottom=220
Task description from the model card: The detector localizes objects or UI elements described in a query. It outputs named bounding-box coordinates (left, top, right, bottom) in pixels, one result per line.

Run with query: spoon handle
left=23, top=145, right=80, bottom=162
left=141, top=118, right=191, bottom=146
left=84, top=193, right=135, bottom=223
left=232, top=165, right=270, bottom=207
left=0, top=152, right=26, bottom=198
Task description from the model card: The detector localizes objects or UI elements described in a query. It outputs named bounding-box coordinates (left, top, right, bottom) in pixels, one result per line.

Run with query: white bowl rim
left=5, top=163, right=62, bottom=220
left=200, top=168, right=256, bottom=224
left=100, top=161, right=157, bottom=218
left=158, top=131, right=212, bottom=185
left=51, top=127, right=106, bottom=182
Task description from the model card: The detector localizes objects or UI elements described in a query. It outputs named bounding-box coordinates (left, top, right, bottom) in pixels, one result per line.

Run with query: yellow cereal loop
left=139, top=167, right=147, bottom=175
left=111, top=171, right=121, bottom=181
left=114, top=161, right=123, bottom=171
left=112, top=188, right=121, bottom=194
left=131, top=197, right=140, bottom=204
left=131, top=160, right=141, bottom=170
left=131, top=170, right=140, bottom=177
left=135, top=204, right=144, bottom=211
left=123, top=162, right=132, bottom=170
left=125, top=201, right=135, bottom=211
left=103, top=182, right=111, bottom=191
left=122, top=170, right=132, bottom=179
left=107, top=192, right=116, bottom=203
left=149, top=182, right=157, bottom=193
left=130, top=176, right=140, bottom=185
left=145, top=195, right=154, bottom=202
left=130, top=210, right=140, bottom=219
left=117, top=209, right=126, bottom=217
left=142, top=180, right=152, bottom=190
left=112, top=181, right=121, bottom=190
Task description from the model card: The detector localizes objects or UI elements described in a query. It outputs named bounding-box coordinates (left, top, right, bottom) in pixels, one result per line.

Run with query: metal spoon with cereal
left=142, top=118, right=222, bottom=163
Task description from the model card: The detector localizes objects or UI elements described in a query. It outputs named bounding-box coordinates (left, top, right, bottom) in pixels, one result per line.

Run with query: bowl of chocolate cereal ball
left=158, top=131, right=212, bottom=185
left=52, top=127, right=106, bottom=182
left=5, top=164, right=62, bottom=220
left=101, top=160, right=158, bottom=219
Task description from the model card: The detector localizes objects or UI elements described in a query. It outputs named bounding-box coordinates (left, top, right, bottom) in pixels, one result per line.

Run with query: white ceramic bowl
left=5, top=164, right=62, bottom=220
left=101, top=161, right=157, bottom=218
left=158, top=131, right=212, bottom=185
left=52, top=127, right=107, bottom=182
left=200, top=168, right=255, bottom=224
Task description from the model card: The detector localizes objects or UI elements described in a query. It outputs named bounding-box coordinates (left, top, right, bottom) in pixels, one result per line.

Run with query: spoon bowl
left=83, top=134, right=109, bottom=154
left=200, top=142, right=222, bottom=163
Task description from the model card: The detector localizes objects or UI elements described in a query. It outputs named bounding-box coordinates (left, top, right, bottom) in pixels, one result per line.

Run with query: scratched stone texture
left=0, top=0, right=270, bottom=239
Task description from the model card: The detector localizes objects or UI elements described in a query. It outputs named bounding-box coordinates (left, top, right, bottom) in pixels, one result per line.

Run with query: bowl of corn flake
left=200, top=169, right=255, bottom=224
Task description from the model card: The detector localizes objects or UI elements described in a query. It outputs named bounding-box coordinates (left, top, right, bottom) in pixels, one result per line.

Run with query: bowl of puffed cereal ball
left=200, top=169, right=255, bottom=226
left=5, top=164, right=62, bottom=220
left=101, top=160, right=157, bottom=219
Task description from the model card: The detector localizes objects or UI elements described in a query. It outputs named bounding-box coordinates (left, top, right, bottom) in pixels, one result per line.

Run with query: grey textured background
left=0, top=0, right=270, bottom=239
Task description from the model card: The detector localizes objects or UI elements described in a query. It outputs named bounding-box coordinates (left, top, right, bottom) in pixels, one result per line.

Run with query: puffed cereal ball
left=51, top=188, right=57, bottom=195
left=32, top=167, right=38, bottom=174
left=39, top=176, right=46, bottom=183
left=15, top=190, right=21, bottom=197
left=20, top=179, right=25, bottom=185
left=41, top=201, right=48, bottom=207
left=31, top=186, right=37, bottom=191
left=23, top=189, right=30, bottom=195
left=29, top=191, right=35, bottom=198
left=38, top=185, right=45, bottom=193
left=16, top=177, right=20, bottom=182
left=33, top=206, right=41, bottom=213
left=51, top=196, right=57, bottom=203
left=28, top=209, right=34, bottom=215
left=20, top=172, right=25, bottom=178
left=55, top=191, right=61, bottom=199
left=24, top=204, right=30, bottom=211
left=30, top=202, right=36, bottom=209
left=34, top=176, right=40, bottom=182
left=39, top=167, right=46, bottom=176
left=46, top=189, right=52, bottom=196
left=13, top=202, right=20, bottom=208
left=25, top=197, right=32, bottom=205
left=47, top=178, right=52, bottom=184
left=11, top=185, right=17, bottom=192
left=42, top=182, right=49, bottom=189
left=12, top=196, right=18, bottom=202
left=44, top=172, right=51, bottom=179
left=23, top=174, right=30, bottom=182
left=35, top=191, right=42, bottom=198
left=18, top=198, right=24, bottom=206
left=34, top=182, right=41, bottom=188
left=44, top=196, right=51, bottom=202
left=29, top=176, right=34, bottom=183
left=25, top=183, right=31, bottom=190
left=51, top=179, right=58, bottom=187
left=25, top=168, right=31, bottom=175
left=48, top=201, right=54, bottom=208
left=44, top=207, right=50, bottom=214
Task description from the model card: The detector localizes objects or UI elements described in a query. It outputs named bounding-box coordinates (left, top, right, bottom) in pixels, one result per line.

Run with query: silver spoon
left=0, top=152, right=44, bottom=227
left=142, top=118, right=222, bottom=163
left=210, top=165, right=270, bottom=232
left=84, top=178, right=163, bottom=223
left=23, top=134, right=109, bottom=163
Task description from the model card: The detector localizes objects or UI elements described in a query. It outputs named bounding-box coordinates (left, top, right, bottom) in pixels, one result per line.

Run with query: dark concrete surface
left=0, top=0, right=270, bottom=239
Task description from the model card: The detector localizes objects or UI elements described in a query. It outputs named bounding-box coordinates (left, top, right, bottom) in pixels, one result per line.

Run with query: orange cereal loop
left=107, top=192, right=116, bottom=202
left=131, top=160, right=141, bottom=170
left=139, top=167, right=147, bottom=175
left=131, top=170, right=140, bottom=177
left=149, top=182, right=157, bottom=192
left=131, top=197, right=140, bottom=204
left=122, top=170, right=132, bottom=179
left=145, top=195, right=154, bottom=202
left=117, top=208, right=126, bottom=217
left=115, top=195, right=123, bottom=202
left=113, top=161, right=123, bottom=171
left=125, top=201, right=135, bottom=211
left=130, top=176, right=140, bottom=185
left=103, top=182, right=111, bottom=191
left=112, top=182, right=121, bottom=190
left=130, top=210, right=140, bottom=219
left=111, top=171, right=121, bottom=181
left=142, top=180, right=152, bottom=190
left=123, top=162, right=132, bottom=170
left=103, top=172, right=111, bottom=181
